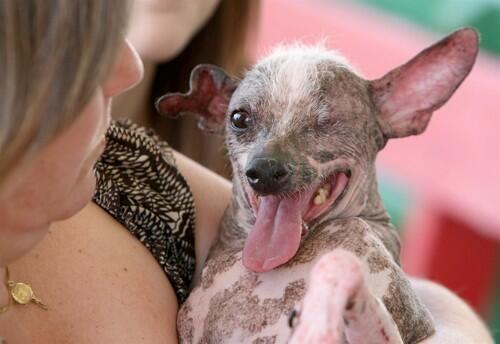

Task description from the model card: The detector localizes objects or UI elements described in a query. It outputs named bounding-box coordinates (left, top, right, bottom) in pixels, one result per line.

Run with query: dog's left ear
left=370, top=28, right=479, bottom=139
left=155, top=64, right=238, bottom=134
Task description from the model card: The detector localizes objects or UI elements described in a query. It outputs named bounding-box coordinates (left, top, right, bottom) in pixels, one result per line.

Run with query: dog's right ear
left=155, top=64, right=238, bottom=134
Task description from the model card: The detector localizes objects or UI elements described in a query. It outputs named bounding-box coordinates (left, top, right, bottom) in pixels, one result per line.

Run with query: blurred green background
left=355, top=0, right=500, bottom=56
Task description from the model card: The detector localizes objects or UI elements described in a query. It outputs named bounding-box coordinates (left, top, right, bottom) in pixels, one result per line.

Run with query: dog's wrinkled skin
left=157, top=28, right=478, bottom=344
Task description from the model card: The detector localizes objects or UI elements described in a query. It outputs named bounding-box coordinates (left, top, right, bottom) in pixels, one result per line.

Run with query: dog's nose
left=245, top=158, right=290, bottom=194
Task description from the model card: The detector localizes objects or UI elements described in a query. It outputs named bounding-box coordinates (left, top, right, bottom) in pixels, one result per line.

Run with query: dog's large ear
left=370, top=28, right=479, bottom=139
left=155, top=64, right=238, bottom=134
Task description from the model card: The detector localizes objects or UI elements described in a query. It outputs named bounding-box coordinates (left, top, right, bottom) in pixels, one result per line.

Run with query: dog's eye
left=230, top=111, right=252, bottom=131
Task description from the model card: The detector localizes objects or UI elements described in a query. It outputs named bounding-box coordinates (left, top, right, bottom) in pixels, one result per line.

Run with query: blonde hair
left=0, top=0, right=129, bottom=183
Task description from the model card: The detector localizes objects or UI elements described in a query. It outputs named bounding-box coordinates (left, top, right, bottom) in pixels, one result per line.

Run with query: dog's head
left=157, top=28, right=478, bottom=272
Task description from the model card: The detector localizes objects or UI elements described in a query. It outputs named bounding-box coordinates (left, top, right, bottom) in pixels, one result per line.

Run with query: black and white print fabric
left=93, top=120, right=196, bottom=303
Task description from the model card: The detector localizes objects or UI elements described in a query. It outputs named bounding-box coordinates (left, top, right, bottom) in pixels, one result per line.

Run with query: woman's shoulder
left=0, top=203, right=178, bottom=343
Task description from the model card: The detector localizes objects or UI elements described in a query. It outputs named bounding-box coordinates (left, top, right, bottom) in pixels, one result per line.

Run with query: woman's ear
left=370, top=28, right=479, bottom=139
left=155, top=64, right=238, bottom=134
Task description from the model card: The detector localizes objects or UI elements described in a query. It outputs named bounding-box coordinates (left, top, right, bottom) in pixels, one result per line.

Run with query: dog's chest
left=178, top=221, right=394, bottom=343
left=178, top=252, right=310, bottom=343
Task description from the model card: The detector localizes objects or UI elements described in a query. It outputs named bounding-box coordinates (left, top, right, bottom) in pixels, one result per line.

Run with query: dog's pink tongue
left=243, top=193, right=310, bottom=272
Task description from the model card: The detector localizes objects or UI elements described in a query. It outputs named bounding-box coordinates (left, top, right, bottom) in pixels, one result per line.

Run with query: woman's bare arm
left=173, top=151, right=232, bottom=283
left=411, top=278, right=494, bottom=344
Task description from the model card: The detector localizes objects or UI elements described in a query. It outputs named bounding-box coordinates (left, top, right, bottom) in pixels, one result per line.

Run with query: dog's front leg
left=289, top=249, right=403, bottom=344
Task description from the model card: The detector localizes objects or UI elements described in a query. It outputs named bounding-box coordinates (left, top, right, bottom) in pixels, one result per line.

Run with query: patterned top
left=93, top=120, right=196, bottom=303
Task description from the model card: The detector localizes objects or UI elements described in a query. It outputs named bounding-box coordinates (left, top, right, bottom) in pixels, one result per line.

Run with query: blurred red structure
left=251, top=0, right=500, bottom=315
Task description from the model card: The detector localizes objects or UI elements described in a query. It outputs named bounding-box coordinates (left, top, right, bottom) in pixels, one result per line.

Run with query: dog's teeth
left=313, top=184, right=331, bottom=205
left=313, top=196, right=323, bottom=205
left=313, top=193, right=326, bottom=205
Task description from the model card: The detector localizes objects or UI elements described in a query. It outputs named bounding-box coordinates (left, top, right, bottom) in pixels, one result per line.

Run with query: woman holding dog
left=0, top=0, right=493, bottom=343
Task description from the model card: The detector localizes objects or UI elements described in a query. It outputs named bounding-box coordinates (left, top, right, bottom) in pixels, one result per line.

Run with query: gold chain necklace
left=0, top=266, right=48, bottom=314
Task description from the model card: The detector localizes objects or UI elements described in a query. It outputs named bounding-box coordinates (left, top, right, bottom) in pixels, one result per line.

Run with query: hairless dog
left=157, top=28, right=478, bottom=344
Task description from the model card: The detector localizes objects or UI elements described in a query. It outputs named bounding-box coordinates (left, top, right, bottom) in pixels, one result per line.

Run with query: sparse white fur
left=250, top=44, right=359, bottom=135
left=257, top=43, right=356, bottom=72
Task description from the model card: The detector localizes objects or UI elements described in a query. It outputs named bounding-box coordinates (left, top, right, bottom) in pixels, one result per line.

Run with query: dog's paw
left=288, top=249, right=403, bottom=344
left=288, top=249, right=362, bottom=344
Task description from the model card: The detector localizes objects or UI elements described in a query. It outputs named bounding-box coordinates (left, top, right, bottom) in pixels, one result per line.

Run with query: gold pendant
left=0, top=266, right=48, bottom=313
left=10, top=281, right=34, bottom=304
left=7, top=281, right=48, bottom=310
left=4, top=265, right=48, bottom=311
